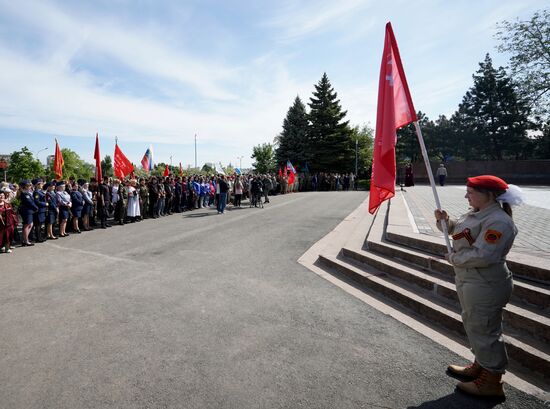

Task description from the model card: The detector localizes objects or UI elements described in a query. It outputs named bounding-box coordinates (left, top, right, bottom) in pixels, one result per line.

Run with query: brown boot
left=447, top=361, right=482, bottom=380
left=457, top=368, right=505, bottom=397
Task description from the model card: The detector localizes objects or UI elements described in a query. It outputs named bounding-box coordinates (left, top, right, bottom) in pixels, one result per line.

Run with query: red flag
left=113, top=143, right=134, bottom=179
left=278, top=167, right=283, bottom=178
left=288, top=171, right=295, bottom=185
left=179, top=162, right=183, bottom=177
left=53, top=139, right=64, bottom=181
left=369, top=22, right=417, bottom=214
left=94, top=133, right=102, bottom=181
left=163, top=164, right=170, bottom=177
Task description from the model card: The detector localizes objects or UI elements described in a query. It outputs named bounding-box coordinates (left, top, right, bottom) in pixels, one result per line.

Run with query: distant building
left=46, top=155, right=55, bottom=168
left=0, top=154, right=10, bottom=163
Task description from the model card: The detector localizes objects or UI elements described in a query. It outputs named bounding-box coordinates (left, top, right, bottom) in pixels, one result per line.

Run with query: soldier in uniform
left=32, top=179, right=48, bottom=243
left=97, top=176, right=112, bottom=228
left=139, top=178, right=149, bottom=219
left=19, top=179, right=38, bottom=246
left=435, top=175, right=521, bottom=398
left=44, top=182, right=59, bottom=239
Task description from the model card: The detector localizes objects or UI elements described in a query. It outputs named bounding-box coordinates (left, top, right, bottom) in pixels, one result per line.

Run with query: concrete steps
left=318, top=241, right=550, bottom=377
left=386, top=231, right=550, bottom=285
left=363, top=240, right=550, bottom=313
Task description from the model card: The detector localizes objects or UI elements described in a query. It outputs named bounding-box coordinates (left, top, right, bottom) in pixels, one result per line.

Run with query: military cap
left=20, top=179, right=32, bottom=186
left=43, top=182, right=51, bottom=189
left=56, top=181, right=65, bottom=187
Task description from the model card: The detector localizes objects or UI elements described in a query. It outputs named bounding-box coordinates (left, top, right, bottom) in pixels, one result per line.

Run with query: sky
left=0, top=0, right=546, bottom=168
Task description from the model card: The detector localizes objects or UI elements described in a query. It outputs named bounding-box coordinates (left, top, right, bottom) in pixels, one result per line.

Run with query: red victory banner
left=53, top=138, right=64, bottom=181
left=94, top=133, right=102, bottom=181
left=114, top=142, right=134, bottom=179
left=163, top=164, right=169, bottom=177
left=369, top=22, right=417, bottom=215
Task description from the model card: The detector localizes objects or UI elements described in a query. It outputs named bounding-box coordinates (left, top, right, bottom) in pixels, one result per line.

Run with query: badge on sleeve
left=484, top=229, right=502, bottom=244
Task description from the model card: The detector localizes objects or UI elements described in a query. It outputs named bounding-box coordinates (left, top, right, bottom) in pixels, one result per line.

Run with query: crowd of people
left=0, top=171, right=359, bottom=254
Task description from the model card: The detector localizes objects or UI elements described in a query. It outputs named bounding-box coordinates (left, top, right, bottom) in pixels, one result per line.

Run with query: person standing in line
left=126, top=179, right=141, bottom=222
left=217, top=175, right=229, bottom=214
left=0, top=189, right=17, bottom=253
left=44, top=182, right=59, bottom=239
left=148, top=177, right=159, bottom=218
left=139, top=178, right=149, bottom=219
left=70, top=182, right=84, bottom=233
left=234, top=176, right=243, bottom=207
left=437, top=164, right=448, bottom=186
left=98, top=176, right=112, bottom=228
left=435, top=175, right=522, bottom=398
left=19, top=180, right=38, bottom=246
left=56, top=181, right=71, bottom=237
left=80, top=181, right=94, bottom=231
left=32, top=179, right=48, bottom=243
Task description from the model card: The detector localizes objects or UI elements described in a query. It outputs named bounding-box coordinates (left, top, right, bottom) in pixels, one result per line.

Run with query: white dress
left=127, top=186, right=141, bottom=217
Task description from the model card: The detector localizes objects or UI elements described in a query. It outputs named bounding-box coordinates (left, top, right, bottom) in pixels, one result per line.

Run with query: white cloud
left=262, top=0, right=370, bottom=41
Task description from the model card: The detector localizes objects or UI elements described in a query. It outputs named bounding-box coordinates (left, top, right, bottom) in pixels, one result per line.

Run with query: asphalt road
left=0, top=192, right=546, bottom=409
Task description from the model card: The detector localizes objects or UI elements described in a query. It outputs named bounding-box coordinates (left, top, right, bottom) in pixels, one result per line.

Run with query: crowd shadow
left=407, top=389, right=506, bottom=409
left=182, top=212, right=215, bottom=218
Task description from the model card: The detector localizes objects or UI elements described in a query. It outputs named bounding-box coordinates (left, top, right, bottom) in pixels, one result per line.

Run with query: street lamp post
left=237, top=156, right=243, bottom=170
left=34, top=147, right=48, bottom=157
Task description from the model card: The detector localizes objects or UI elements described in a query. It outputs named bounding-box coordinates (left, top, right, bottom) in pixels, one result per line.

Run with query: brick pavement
left=401, top=185, right=550, bottom=259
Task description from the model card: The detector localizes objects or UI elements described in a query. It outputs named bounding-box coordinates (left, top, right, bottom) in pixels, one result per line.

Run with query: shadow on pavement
left=182, top=212, right=215, bottom=218
left=407, top=389, right=505, bottom=409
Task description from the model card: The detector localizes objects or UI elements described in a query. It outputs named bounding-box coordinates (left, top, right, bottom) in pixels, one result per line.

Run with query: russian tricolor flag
left=141, top=145, right=154, bottom=172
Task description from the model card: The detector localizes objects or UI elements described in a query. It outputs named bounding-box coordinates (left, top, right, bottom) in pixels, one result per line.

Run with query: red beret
left=467, top=175, right=508, bottom=191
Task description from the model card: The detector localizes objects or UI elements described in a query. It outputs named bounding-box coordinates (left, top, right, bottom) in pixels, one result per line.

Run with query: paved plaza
left=0, top=192, right=547, bottom=408
left=402, top=185, right=550, bottom=259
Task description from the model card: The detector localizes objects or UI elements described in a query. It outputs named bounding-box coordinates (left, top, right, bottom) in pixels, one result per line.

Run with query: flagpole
left=413, top=121, right=452, bottom=253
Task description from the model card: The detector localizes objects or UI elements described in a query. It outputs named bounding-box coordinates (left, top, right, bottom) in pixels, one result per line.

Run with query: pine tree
left=307, top=73, right=354, bottom=172
left=453, top=54, right=532, bottom=160
left=275, top=96, right=309, bottom=168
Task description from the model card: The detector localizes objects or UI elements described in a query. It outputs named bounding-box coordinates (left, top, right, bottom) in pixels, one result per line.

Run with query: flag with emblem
left=114, top=142, right=134, bottom=179
left=369, top=22, right=417, bottom=214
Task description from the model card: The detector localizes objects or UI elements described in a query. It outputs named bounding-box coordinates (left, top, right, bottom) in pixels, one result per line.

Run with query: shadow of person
left=407, top=389, right=505, bottom=409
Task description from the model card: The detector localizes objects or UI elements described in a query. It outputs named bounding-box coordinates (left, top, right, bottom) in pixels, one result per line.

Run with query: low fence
left=410, top=160, right=550, bottom=185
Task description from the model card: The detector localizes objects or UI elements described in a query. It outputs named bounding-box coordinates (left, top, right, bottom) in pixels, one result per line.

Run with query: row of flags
left=53, top=135, right=188, bottom=181
left=278, top=160, right=297, bottom=184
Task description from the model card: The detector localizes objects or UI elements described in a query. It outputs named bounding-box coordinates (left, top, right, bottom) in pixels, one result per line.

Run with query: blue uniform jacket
left=47, top=191, right=58, bottom=210
left=33, top=189, right=48, bottom=222
left=70, top=191, right=84, bottom=211
left=20, top=191, right=39, bottom=216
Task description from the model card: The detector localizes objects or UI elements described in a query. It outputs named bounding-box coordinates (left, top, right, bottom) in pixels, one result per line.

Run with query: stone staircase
left=315, top=199, right=550, bottom=390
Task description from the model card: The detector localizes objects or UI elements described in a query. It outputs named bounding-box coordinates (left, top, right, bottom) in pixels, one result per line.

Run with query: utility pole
left=355, top=139, right=358, bottom=177
left=194, top=133, right=197, bottom=169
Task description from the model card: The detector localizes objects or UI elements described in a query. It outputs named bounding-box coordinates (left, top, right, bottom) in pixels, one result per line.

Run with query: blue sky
left=0, top=0, right=545, bottom=168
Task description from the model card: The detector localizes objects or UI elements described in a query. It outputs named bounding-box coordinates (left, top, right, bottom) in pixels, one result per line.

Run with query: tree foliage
left=48, top=148, right=94, bottom=180
left=251, top=143, right=275, bottom=174
left=496, top=9, right=550, bottom=119
left=6, top=147, right=44, bottom=182
left=349, top=124, right=374, bottom=176
left=307, top=73, right=354, bottom=172
left=454, top=54, right=532, bottom=160
left=275, top=96, right=310, bottom=167
left=101, top=155, right=113, bottom=178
